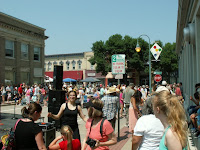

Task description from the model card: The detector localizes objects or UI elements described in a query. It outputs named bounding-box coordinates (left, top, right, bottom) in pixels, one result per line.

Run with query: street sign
left=150, top=43, right=162, bottom=60
left=153, top=71, right=162, bottom=75
left=154, top=74, right=162, bottom=82
left=112, top=54, right=125, bottom=74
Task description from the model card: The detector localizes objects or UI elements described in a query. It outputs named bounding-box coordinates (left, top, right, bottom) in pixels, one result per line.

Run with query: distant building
left=0, top=12, right=48, bottom=85
left=45, top=51, right=106, bottom=82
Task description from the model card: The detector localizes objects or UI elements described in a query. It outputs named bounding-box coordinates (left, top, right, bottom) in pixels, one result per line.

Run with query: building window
left=59, top=61, right=63, bottom=66
left=5, top=40, right=14, bottom=57
left=34, top=47, right=40, bottom=61
left=48, top=62, right=52, bottom=71
left=53, top=61, right=57, bottom=66
left=21, top=43, right=28, bottom=60
left=72, top=60, right=76, bottom=70
left=66, top=61, right=70, bottom=70
left=91, top=64, right=94, bottom=70
left=77, top=60, right=82, bottom=69
left=44, top=63, right=46, bottom=71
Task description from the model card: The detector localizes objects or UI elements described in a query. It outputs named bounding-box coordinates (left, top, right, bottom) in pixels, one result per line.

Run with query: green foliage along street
left=89, top=34, right=178, bottom=83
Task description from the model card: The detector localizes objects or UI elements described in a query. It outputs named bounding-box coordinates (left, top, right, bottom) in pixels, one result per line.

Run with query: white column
left=195, top=16, right=200, bottom=82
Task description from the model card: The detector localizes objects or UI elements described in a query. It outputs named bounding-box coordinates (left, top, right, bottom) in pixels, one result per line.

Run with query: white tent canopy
left=44, top=75, right=53, bottom=82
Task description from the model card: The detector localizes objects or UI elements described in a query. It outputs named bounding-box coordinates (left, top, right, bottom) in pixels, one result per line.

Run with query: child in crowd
left=20, top=95, right=26, bottom=105
left=48, top=125, right=81, bottom=150
left=13, top=93, right=19, bottom=104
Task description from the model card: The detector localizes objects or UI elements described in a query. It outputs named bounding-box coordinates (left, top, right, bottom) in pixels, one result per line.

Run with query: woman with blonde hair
left=152, top=90, right=187, bottom=150
left=49, top=125, right=81, bottom=150
left=82, top=99, right=117, bottom=150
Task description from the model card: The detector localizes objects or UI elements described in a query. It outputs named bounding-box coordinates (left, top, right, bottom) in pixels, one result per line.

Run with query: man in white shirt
left=132, top=96, right=164, bottom=150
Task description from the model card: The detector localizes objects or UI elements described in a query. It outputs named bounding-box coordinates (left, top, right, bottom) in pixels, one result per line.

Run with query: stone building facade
left=176, top=0, right=200, bottom=104
left=0, top=12, right=48, bottom=85
left=45, top=51, right=106, bottom=82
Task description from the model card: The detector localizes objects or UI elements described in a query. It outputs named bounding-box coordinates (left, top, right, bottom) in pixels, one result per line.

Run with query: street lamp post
left=135, top=34, right=151, bottom=92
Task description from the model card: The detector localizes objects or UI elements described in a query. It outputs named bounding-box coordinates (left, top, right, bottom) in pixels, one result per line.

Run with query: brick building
left=0, top=12, right=48, bottom=85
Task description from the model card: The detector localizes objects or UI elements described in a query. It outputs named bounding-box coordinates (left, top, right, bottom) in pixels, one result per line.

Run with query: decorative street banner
left=150, top=43, right=162, bottom=60
left=112, top=54, right=125, bottom=74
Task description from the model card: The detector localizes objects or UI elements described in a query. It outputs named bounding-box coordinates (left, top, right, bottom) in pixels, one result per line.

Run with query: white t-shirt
left=134, top=114, right=164, bottom=150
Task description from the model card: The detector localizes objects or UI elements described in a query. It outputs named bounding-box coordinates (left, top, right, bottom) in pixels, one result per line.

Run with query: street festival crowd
left=0, top=81, right=200, bottom=150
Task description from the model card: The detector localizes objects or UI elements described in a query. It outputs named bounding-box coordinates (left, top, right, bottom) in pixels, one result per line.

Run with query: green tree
left=159, top=42, right=178, bottom=82
left=89, top=34, right=149, bottom=75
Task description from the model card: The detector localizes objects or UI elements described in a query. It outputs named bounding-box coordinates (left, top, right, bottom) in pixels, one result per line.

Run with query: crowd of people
left=0, top=80, right=195, bottom=150
left=0, top=83, right=49, bottom=106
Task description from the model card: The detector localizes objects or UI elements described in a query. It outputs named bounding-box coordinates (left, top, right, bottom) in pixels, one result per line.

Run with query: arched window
left=77, top=60, right=82, bottom=69
left=59, top=61, right=63, bottom=66
left=91, top=64, right=94, bottom=70
left=72, top=60, right=76, bottom=70
left=48, top=62, right=52, bottom=71
left=53, top=61, right=57, bottom=65
left=66, top=61, right=70, bottom=70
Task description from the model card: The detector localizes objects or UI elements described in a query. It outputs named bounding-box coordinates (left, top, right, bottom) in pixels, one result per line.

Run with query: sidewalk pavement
left=1, top=103, right=199, bottom=150
left=0, top=104, right=133, bottom=149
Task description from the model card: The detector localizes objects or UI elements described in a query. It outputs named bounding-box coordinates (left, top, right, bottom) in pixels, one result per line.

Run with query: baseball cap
left=162, top=81, right=167, bottom=86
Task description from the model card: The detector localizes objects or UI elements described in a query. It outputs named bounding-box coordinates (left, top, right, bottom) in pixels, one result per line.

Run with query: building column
left=15, top=40, right=21, bottom=85
left=41, top=46, right=45, bottom=83
left=195, top=16, right=200, bottom=82
left=0, top=37, right=5, bottom=85
left=29, top=44, right=34, bottom=85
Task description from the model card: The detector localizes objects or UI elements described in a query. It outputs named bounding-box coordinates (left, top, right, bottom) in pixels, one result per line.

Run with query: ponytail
left=60, top=125, right=73, bottom=150
left=21, top=102, right=42, bottom=118
left=21, top=106, right=29, bottom=118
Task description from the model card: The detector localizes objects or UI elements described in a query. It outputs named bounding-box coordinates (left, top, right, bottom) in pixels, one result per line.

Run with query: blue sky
left=0, top=0, right=178, bottom=55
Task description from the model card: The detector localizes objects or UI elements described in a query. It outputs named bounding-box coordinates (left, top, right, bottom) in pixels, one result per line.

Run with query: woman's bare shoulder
left=165, top=128, right=182, bottom=147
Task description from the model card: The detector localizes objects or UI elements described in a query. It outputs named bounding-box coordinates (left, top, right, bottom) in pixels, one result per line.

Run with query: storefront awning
left=45, top=71, right=83, bottom=80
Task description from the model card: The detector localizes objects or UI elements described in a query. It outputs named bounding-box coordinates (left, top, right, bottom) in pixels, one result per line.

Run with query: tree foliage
left=89, top=34, right=178, bottom=78
left=89, top=34, right=149, bottom=75
left=159, top=42, right=178, bottom=80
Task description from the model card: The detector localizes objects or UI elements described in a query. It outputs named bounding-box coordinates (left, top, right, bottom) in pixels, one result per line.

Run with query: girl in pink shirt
left=25, top=86, right=31, bottom=104
left=82, top=99, right=117, bottom=150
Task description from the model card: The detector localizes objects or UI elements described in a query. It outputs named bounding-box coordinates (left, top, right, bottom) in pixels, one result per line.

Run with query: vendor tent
left=63, top=78, right=76, bottom=82
left=80, top=77, right=100, bottom=82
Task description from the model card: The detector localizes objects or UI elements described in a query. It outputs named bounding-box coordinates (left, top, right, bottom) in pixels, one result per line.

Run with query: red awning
left=45, top=71, right=83, bottom=80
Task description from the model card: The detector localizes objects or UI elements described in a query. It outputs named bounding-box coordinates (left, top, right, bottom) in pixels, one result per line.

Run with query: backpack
left=2, top=119, right=21, bottom=150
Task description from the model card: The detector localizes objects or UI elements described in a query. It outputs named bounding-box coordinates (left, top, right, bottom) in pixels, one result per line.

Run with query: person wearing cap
left=82, top=99, right=117, bottom=150
left=161, top=81, right=167, bottom=87
left=17, top=83, right=23, bottom=104
left=123, top=83, right=135, bottom=127
left=101, top=87, right=119, bottom=130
